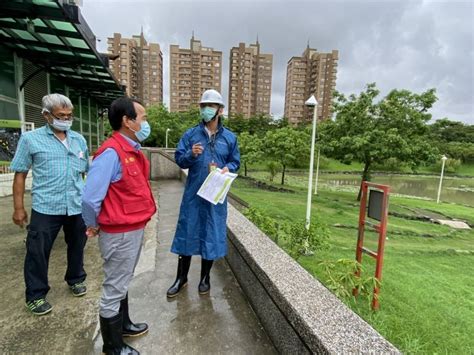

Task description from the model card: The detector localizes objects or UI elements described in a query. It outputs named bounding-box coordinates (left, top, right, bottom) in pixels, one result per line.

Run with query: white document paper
left=197, top=168, right=238, bottom=205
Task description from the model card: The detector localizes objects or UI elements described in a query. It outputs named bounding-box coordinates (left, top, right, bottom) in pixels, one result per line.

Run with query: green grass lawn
left=321, top=158, right=365, bottom=172
left=454, top=163, right=474, bottom=177
left=416, top=163, right=474, bottom=177
left=232, top=178, right=474, bottom=354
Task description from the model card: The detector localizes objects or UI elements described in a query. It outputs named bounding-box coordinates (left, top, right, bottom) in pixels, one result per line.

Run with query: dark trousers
left=24, top=209, right=87, bottom=302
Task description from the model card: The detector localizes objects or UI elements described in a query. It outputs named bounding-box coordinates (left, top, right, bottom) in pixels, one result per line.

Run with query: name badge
left=208, top=162, right=217, bottom=172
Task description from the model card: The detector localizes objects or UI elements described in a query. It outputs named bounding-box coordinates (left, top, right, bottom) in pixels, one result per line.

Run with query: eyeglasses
left=49, top=112, right=75, bottom=121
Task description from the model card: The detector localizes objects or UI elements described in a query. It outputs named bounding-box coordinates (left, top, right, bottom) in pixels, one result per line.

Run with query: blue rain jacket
left=171, top=121, right=240, bottom=260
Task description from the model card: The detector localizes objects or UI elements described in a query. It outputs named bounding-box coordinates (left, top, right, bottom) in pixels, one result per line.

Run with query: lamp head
left=305, top=95, right=318, bottom=107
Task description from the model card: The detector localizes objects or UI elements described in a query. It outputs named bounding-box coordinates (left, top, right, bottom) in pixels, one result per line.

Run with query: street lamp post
left=436, top=155, right=448, bottom=204
left=314, top=147, right=320, bottom=195
left=165, top=128, right=171, bottom=149
left=305, top=95, right=318, bottom=230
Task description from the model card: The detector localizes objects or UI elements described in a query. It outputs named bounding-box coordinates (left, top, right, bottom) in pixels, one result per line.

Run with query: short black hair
left=108, top=97, right=143, bottom=131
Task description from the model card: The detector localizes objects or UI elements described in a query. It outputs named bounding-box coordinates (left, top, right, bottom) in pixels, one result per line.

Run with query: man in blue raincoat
left=167, top=89, right=240, bottom=297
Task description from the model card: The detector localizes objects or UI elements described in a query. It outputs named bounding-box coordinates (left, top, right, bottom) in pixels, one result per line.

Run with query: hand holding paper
left=197, top=168, right=238, bottom=205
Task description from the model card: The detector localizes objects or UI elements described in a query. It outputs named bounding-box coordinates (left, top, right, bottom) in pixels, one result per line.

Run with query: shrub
left=243, top=207, right=329, bottom=259
left=243, top=207, right=280, bottom=241
left=374, top=157, right=405, bottom=172
left=317, top=154, right=330, bottom=169
left=435, top=157, right=461, bottom=173
left=266, top=161, right=281, bottom=182
left=286, top=219, right=329, bottom=260
left=318, top=259, right=381, bottom=308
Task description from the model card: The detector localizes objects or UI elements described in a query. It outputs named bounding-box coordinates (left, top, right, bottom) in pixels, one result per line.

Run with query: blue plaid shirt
left=10, top=125, right=89, bottom=216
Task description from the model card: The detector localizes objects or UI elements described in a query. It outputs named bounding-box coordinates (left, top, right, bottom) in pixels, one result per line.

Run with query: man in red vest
left=82, top=97, right=156, bottom=355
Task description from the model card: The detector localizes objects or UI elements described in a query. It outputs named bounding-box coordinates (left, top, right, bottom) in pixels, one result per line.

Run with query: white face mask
left=51, top=118, right=72, bottom=131
left=44, top=109, right=73, bottom=131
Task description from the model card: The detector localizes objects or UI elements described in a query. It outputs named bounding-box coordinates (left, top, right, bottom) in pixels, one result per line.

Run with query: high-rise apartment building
left=228, top=41, right=273, bottom=118
left=284, top=46, right=338, bottom=124
left=107, top=30, right=163, bottom=106
left=169, top=35, right=222, bottom=112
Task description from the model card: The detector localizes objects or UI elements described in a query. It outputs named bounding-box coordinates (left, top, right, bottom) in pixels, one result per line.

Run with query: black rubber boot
left=100, top=311, right=139, bottom=355
left=198, top=259, right=214, bottom=295
left=166, top=255, right=191, bottom=298
left=121, top=294, right=148, bottom=337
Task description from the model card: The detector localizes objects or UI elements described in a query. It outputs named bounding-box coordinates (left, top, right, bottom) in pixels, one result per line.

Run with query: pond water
left=253, top=171, right=474, bottom=206
left=318, top=174, right=473, bottom=206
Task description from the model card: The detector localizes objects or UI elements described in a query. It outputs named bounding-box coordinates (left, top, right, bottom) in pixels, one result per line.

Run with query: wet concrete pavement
left=0, top=190, right=103, bottom=354
left=0, top=180, right=275, bottom=354
left=93, top=179, right=275, bottom=354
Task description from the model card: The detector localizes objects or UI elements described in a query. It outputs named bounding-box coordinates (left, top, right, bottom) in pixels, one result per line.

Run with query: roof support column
left=14, top=53, right=25, bottom=133
left=78, top=95, right=83, bottom=135
left=46, top=72, right=51, bottom=94
left=88, top=97, right=92, bottom=151
left=96, top=103, right=100, bottom=147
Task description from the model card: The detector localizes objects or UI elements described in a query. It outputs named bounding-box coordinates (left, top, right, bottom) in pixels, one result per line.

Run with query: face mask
left=130, top=121, right=151, bottom=142
left=200, top=107, right=218, bottom=122
left=51, top=119, right=72, bottom=131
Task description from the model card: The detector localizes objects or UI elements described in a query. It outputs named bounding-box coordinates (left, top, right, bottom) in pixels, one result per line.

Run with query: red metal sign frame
left=353, top=181, right=390, bottom=310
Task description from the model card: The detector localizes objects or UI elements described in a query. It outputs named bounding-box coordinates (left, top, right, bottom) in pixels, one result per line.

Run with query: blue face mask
left=131, top=121, right=151, bottom=142
left=200, top=107, right=218, bottom=122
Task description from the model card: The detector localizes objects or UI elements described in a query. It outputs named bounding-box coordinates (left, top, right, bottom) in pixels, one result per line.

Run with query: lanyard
left=209, top=132, right=216, bottom=162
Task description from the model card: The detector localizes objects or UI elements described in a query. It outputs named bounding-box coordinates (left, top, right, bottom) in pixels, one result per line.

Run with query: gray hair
left=41, top=93, right=73, bottom=114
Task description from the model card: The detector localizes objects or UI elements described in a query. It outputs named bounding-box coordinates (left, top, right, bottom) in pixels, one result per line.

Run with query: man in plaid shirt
left=11, top=93, right=89, bottom=316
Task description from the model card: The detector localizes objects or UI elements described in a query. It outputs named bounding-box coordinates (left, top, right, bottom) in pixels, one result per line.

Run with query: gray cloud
left=82, top=0, right=474, bottom=123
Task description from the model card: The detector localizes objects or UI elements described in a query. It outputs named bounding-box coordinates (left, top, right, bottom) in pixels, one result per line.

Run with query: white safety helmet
left=199, top=89, right=225, bottom=107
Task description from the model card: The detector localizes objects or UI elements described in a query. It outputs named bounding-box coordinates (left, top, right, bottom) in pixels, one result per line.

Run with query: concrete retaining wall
left=226, top=205, right=399, bottom=354
left=0, top=172, right=32, bottom=197
left=141, top=148, right=181, bottom=180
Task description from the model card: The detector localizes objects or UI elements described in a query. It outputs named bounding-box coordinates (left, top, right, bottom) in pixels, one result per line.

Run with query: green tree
left=145, top=105, right=200, bottom=147
left=103, top=117, right=113, bottom=139
left=428, top=118, right=474, bottom=163
left=226, top=113, right=286, bottom=135
left=238, top=132, right=263, bottom=176
left=225, top=113, right=249, bottom=135
left=266, top=161, right=281, bottom=182
left=320, top=83, right=438, bottom=199
left=263, top=127, right=310, bottom=185
left=444, top=142, right=474, bottom=163
left=429, top=118, right=474, bottom=144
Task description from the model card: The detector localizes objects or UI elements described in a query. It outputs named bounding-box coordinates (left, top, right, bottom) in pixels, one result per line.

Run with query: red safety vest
left=94, top=132, right=156, bottom=233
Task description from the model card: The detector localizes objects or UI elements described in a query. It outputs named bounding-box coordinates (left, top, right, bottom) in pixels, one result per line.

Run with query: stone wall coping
left=226, top=204, right=399, bottom=353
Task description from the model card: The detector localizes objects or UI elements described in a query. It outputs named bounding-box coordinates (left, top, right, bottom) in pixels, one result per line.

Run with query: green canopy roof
left=0, top=0, right=124, bottom=106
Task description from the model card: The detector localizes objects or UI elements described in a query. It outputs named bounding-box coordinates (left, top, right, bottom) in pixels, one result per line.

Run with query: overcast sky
left=81, top=0, right=473, bottom=124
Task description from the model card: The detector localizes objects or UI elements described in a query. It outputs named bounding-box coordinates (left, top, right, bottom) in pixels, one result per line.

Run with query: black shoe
left=121, top=295, right=148, bottom=337
left=198, top=259, right=214, bottom=295
left=26, top=298, right=53, bottom=316
left=167, top=278, right=188, bottom=298
left=167, top=255, right=191, bottom=298
left=69, top=282, right=87, bottom=297
left=100, top=311, right=139, bottom=355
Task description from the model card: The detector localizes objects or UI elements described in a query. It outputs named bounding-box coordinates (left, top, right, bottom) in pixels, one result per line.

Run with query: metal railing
left=0, top=164, right=12, bottom=175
